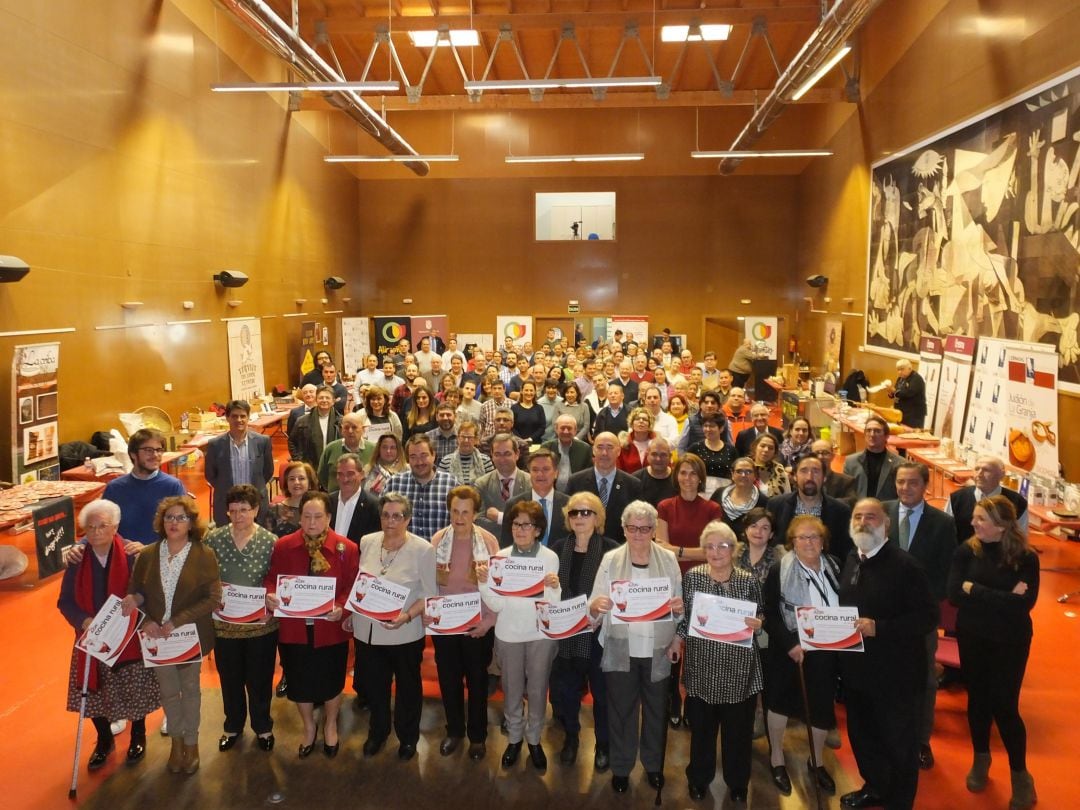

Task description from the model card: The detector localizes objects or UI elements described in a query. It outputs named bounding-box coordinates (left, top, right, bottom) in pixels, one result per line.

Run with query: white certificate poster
left=797, top=606, right=864, bottom=652
left=424, top=593, right=482, bottom=636
left=609, top=577, right=672, bottom=625
left=488, top=555, right=546, bottom=598
left=341, top=317, right=371, bottom=380
left=76, top=594, right=143, bottom=666
left=139, top=623, right=203, bottom=667
left=214, top=583, right=267, bottom=624
left=347, top=572, right=410, bottom=621
left=688, top=593, right=756, bottom=648
left=274, top=574, right=337, bottom=619
left=535, top=594, right=590, bottom=639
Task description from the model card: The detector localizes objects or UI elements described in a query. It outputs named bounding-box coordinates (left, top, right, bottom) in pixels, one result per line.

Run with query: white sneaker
left=160, top=717, right=169, bottom=736
left=110, top=719, right=128, bottom=736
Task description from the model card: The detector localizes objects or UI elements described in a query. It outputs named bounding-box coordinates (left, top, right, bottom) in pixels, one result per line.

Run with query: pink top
left=440, top=530, right=500, bottom=633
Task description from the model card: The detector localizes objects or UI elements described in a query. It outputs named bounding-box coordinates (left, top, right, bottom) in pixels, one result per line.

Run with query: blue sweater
left=102, top=472, right=186, bottom=542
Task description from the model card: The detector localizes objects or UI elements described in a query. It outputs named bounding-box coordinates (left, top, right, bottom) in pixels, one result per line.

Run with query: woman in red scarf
left=58, top=500, right=161, bottom=771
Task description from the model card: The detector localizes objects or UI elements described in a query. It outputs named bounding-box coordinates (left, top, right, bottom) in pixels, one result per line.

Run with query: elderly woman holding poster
left=588, top=500, right=684, bottom=795
left=672, top=521, right=763, bottom=803
left=122, top=496, right=220, bottom=776
left=424, top=485, right=500, bottom=760
left=58, top=500, right=160, bottom=772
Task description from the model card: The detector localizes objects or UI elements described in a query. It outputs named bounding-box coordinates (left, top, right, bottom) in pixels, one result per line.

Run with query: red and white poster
left=347, top=572, right=409, bottom=622
left=688, top=593, right=756, bottom=648
left=139, top=624, right=203, bottom=667
left=796, top=606, right=864, bottom=652
left=424, top=593, right=482, bottom=636
left=487, top=555, right=546, bottom=598
left=609, top=577, right=672, bottom=625
left=273, top=575, right=336, bottom=619
left=918, top=336, right=945, bottom=430
left=214, top=583, right=267, bottom=625
left=933, top=335, right=976, bottom=445
left=535, top=594, right=590, bottom=639
left=76, top=594, right=143, bottom=666
left=11, top=342, right=60, bottom=482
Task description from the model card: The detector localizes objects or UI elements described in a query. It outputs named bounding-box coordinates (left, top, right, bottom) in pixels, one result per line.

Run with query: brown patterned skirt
left=65, top=651, right=162, bottom=720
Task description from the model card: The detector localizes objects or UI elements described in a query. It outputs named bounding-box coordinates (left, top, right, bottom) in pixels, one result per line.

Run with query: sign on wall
left=744, top=317, right=778, bottom=360
left=409, top=315, right=449, bottom=353
left=11, top=342, right=60, bottom=482
left=373, top=316, right=411, bottom=358
left=227, top=319, right=266, bottom=401
left=497, top=316, right=533, bottom=349
left=341, top=317, right=371, bottom=376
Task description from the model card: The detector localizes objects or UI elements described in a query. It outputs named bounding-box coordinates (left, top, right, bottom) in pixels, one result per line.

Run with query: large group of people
left=55, top=336, right=1042, bottom=810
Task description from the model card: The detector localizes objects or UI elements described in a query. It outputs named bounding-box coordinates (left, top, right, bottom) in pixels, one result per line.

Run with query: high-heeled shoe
left=298, top=733, right=317, bottom=759
left=323, top=740, right=340, bottom=758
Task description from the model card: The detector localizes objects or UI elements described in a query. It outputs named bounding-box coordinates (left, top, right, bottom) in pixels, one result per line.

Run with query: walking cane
left=69, top=651, right=94, bottom=800
left=797, top=659, right=825, bottom=810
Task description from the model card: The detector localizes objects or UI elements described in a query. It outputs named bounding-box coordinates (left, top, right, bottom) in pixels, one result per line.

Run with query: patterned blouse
left=677, top=565, right=764, bottom=705
left=205, top=524, right=278, bottom=638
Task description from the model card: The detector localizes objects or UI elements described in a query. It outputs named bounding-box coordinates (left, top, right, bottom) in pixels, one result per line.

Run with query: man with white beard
left=837, top=499, right=938, bottom=810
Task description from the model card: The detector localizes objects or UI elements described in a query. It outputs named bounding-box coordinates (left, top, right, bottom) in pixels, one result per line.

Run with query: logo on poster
left=381, top=322, right=407, bottom=342
left=504, top=322, right=527, bottom=339
left=751, top=322, right=772, bottom=340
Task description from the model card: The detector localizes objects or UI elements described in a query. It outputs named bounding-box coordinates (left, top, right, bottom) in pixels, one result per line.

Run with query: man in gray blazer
left=204, top=400, right=275, bottom=527
left=883, top=461, right=957, bottom=771
left=543, top=414, right=593, bottom=491
left=474, top=433, right=531, bottom=536
left=842, top=414, right=903, bottom=502
left=500, top=448, right=569, bottom=547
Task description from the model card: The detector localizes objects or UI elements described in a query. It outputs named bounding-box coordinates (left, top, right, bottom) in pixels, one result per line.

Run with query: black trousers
left=213, top=631, right=279, bottom=735
left=549, top=635, right=609, bottom=747
left=432, top=630, right=494, bottom=743
left=959, top=632, right=1030, bottom=771
left=359, top=637, right=425, bottom=745
left=684, top=695, right=756, bottom=792
left=845, top=686, right=920, bottom=810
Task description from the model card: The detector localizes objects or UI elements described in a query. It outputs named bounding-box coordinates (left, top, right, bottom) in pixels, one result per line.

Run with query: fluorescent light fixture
left=465, top=76, right=661, bottom=92
left=661, top=24, right=732, bottom=42
left=505, top=153, right=645, bottom=164
left=325, top=154, right=459, bottom=163
left=211, top=81, right=400, bottom=93
left=790, top=44, right=851, bottom=101
left=691, top=149, right=833, bottom=158
left=408, top=30, right=480, bottom=48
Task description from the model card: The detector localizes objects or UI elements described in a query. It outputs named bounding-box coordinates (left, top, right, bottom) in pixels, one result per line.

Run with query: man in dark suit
left=842, top=415, right=903, bottom=502
left=735, top=403, right=784, bottom=457
left=884, top=462, right=957, bottom=771
left=204, top=400, right=275, bottom=527
left=328, top=454, right=380, bottom=542
left=945, top=454, right=1029, bottom=539
left=838, top=499, right=937, bottom=810
left=886, top=359, right=927, bottom=429
left=609, top=361, right=639, bottom=404
left=766, top=456, right=853, bottom=561
left=544, top=414, right=593, bottom=491
left=287, top=384, right=317, bottom=438
left=501, top=448, right=568, bottom=547
left=567, top=432, right=642, bottom=544
left=475, top=434, right=531, bottom=536
left=289, top=386, right=342, bottom=468
left=812, top=439, right=859, bottom=507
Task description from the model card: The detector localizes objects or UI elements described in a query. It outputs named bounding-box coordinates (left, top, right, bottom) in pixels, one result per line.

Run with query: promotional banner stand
left=68, top=652, right=93, bottom=800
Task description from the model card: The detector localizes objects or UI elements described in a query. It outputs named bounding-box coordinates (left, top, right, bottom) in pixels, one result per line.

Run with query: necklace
left=380, top=542, right=402, bottom=575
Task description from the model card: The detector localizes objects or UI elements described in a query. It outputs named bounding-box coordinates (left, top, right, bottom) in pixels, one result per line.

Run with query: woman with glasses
left=589, top=501, right=684, bottom=795
left=363, top=434, right=407, bottom=496
left=712, top=457, right=766, bottom=529
left=616, top=407, right=656, bottom=474
left=205, top=485, right=279, bottom=753
left=361, top=386, right=403, bottom=439
left=265, top=491, right=358, bottom=759
left=549, top=492, right=618, bottom=768
left=479, top=500, right=561, bottom=770
left=672, top=521, right=763, bottom=803
left=761, top=515, right=839, bottom=797
left=122, top=496, right=220, bottom=775
left=59, top=500, right=160, bottom=772
left=344, top=492, right=436, bottom=761
left=687, top=414, right=737, bottom=496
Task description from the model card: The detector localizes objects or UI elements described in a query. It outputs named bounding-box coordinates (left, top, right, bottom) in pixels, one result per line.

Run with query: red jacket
left=266, top=529, right=359, bottom=647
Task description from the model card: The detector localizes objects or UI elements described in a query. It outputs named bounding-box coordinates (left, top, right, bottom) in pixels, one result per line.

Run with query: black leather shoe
left=918, top=744, right=934, bottom=770
left=771, top=765, right=792, bottom=795
left=298, top=739, right=316, bottom=759
left=611, top=775, right=629, bottom=794
left=729, top=788, right=747, bottom=804
left=468, top=742, right=486, bottom=760
left=257, top=734, right=274, bottom=752
left=275, top=677, right=288, bottom=698
left=398, top=743, right=417, bottom=761
left=688, top=783, right=707, bottom=801
left=362, top=736, right=385, bottom=757
left=840, top=788, right=885, bottom=808
left=126, top=737, right=146, bottom=764
left=88, top=738, right=114, bottom=771
left=528, top=743, right=547, bottom=770
left=218, top=734, right=239, bottom=752
left=809, top=759, right=836, bottom=794
left=440, top=736, right=463, bottom=756
left=668, top=713, right=682, bottom=729
left=559, top=735, right=579, bottom=765
left=324, top=741, right=340, bottom=758
left=594, top=746, right=610, bottom=772
left=500, top=742, right=521, bottom=768
left=646, top=771, right=665, bottom=789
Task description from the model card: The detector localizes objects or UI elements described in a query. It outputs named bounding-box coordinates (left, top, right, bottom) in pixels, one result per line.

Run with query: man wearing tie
left=883, top=463, right=957, bottom=771
left=501, top=448, right=568, bottom=546
left=567, top=432, right=642, bottom=544
left=475, top=434, right=532, bottom=535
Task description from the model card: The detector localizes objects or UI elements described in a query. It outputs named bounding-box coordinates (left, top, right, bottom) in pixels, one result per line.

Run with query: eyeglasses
left=511, top=522, right=536, bottom=530
left=624, top=525, right=654, bottom=535
left=139, top=446, right=165, bottom=455
left=568, top=509, right=595, bottom=518
left=228, top=506, right=254, bottom=515
left=794, top=534, right=822, bottom=543
left=381, top=513, right=407, bottom=522
left=703, top=542, right=735, bottom=552
left=813, top=450, right=832, bottom=458
left=85, top=524, right=115, bottom=533
left=163, top=514, right=191, bottom=523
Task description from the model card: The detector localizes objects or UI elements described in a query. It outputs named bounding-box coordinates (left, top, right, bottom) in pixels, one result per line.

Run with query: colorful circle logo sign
left=504, top=322, right=527, bottom=339
left=751, top=322, right=772, bottom=341
left=382, top=322, right=407, bottom=342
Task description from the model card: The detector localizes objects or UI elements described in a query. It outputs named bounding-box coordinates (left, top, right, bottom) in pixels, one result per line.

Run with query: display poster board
left=409, top=316, right=449, bottom=353
left=456, top=334, right=493, bottom=356
left=744, top=317, right=778, bottom=361
left=33, top=496, right=73, bottom=579
left=11, top=342, right=60, bottom=482
left=918, top=336, right=944, bottom=430
left=608, top=316, right=649, bottom=348
left=227, top=318, right=266, bottom=401
left=496, top=316, right=533, bottom=349
left=933, top=335, right=976, bottom=445
left=341, top=317, right=371, bottom=376
left=373, top=316, right=411, bottom=358
left=823, top=319, right=843, bottom=377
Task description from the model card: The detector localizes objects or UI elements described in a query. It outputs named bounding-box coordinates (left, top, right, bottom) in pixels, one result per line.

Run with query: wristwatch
left=678, top=547, right=684, bottom=559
